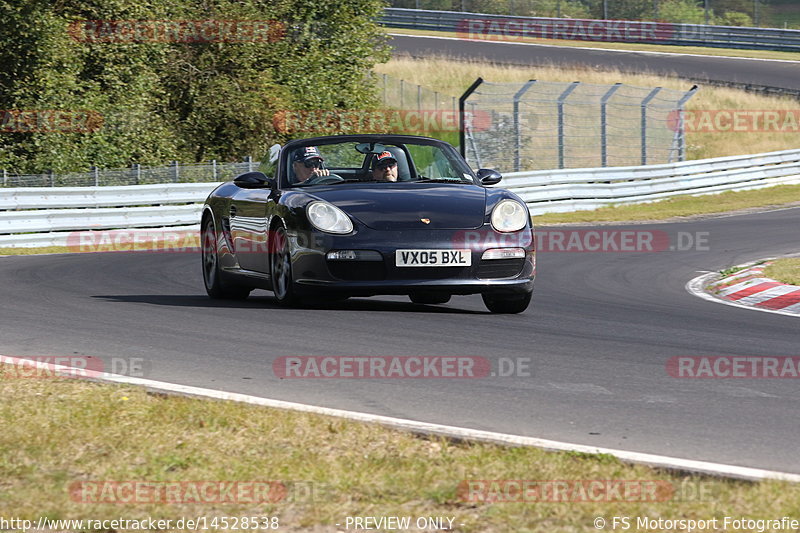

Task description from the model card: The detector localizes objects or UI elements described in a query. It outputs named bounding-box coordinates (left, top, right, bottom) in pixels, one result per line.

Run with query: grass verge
left=764, top=257, right=800, bottom=285
left=374, top=56, right=800, bottom=161
left=531, top=184, right=800, bottom=225
left=1, top=364, right=799, bottom=531
left=386, top=27, right=800, bottom=62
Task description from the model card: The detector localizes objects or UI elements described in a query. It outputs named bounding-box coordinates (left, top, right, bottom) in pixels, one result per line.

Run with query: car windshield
left=286, top=139, right=475, bottom=186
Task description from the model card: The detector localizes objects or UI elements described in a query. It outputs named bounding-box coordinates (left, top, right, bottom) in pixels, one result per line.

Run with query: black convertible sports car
left=201, top=134, right=535, bottom=313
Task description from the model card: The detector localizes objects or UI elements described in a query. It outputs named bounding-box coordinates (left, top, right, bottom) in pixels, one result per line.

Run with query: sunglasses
left=376, top=160, right=397, bottom=170
left=302, top=159, right=323, bottom=169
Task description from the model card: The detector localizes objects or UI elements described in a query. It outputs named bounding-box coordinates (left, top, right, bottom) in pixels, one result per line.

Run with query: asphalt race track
left=3, top=207, right=799, bottom=473
left=389, top=34, right=800, bottom=91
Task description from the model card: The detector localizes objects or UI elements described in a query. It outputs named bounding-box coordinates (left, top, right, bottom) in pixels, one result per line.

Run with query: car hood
left=307, top=183, right=486, bottom=230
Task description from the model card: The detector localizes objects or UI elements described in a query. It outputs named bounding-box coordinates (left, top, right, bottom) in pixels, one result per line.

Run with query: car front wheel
left=202, top=218, right=251, bottom=300
left=270, top=225, right=300, bottom=306
left=482, top=291, right=531, bottom=314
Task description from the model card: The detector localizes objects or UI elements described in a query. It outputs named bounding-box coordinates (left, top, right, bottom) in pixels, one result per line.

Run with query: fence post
left=212, top=160, right=217, bottom=181
left=641, top=87, right=662, bottom=165
left=513, top=80, right=536, bottom=172
left=400, top=79, right=405, bottom=109
left=171, top=160, right=179, bottom=182
left=246, top=156, right=253, bottom=172
left=600, top=83, right=622, bottom=167
left=132, top=163, right=141, bottom=185
left=417, top=85, right=422, bottom=112
left=674, top=85, right=699, bottom=162
left=557, top=81, right=580, bottom=169
left=48, top=169, right=54, bottom=187
left=92, top=166, right=99, bottom=187
left=459, top=77, right=484, bottom=158
left=2, top=169, right=6, bottom=187
left=383, top=74, right=387, bottom=106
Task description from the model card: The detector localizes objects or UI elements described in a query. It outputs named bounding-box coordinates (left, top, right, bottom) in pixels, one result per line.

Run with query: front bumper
left=288, top=225, right=535, bottom=297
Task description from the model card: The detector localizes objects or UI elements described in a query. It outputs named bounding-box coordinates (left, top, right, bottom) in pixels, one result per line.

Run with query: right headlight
left=490, top=199, right=528, bottom=233
left=307, top=201, right=353, bottom=234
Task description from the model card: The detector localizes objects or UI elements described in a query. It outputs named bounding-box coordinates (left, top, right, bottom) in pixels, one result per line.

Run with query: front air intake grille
left=477, top=258, right=525, bottom=279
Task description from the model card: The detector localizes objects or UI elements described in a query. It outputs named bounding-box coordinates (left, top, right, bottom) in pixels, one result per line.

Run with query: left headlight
left=491, top=199, right=528, bottom=233
left=307, top=201, right=353, bottom=234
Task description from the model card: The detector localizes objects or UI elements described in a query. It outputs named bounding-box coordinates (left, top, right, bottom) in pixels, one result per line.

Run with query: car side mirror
left=234, top=171, right=276, bottom=189
left=477, top=168, right=502, bottom=185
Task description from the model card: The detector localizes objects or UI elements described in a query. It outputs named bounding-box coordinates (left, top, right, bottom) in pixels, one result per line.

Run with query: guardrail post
left=600, top=83, right=622, bottom=167
left=171, top=160, right=179, bottom=182
left=459, top=77, right=484, bottom=158
left=513, top=80, right=536, bottom=172
left=640, top=87, right=662, bottom=165
left=557, top=81, right=580, bottom=169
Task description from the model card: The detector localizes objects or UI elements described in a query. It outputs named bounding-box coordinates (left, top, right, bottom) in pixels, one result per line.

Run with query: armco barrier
left=1, top=149, right=799, bottom=247
left=380, top=8, right=800, bottom=52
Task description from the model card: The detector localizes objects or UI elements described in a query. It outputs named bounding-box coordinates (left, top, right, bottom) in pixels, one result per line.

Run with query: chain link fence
left=1, top=159, right=259, bottom=188
left=461, top=79, right=697, bottom=172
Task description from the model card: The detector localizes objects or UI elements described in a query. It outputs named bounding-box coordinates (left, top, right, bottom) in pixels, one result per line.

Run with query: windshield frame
left=279, top=135, right=477, bottom=189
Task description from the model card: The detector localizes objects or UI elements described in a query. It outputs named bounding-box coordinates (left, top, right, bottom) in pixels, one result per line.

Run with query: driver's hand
left=311, top=168, right=330, bottom=177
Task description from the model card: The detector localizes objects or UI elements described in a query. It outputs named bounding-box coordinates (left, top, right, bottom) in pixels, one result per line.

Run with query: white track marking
left=3, top=355, right=799, bottom=483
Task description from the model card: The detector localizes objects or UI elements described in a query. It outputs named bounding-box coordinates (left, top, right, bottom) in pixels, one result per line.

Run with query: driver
left=371, top=151, right=398, bottom=182
left=292, top=146, right=330, bottom=183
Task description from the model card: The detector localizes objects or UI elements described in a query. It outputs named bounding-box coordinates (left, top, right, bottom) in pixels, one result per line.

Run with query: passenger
left=371, top=151, right=398, bottom=182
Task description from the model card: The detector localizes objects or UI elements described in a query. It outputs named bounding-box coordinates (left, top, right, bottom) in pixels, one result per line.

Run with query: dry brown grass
left=374, top=56, right=800, bottom=161
left=2, top=364, right=799, bottom=531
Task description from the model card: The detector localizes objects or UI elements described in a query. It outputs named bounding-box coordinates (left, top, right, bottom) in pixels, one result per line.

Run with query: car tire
left=270, top=224, right=301, bottom=306
left=409, top=293, right=452, bottom=305
left=482, top=291, right=532, bottom=314
left=202, top=217, right=251, bottom=300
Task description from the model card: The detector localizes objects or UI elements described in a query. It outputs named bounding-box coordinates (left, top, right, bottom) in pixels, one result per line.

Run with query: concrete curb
left=687, top=258, right=800, bottom=317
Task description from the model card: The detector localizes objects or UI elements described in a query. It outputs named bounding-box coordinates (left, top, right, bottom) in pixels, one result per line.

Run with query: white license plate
left=396, top=249, right=472, bottom=267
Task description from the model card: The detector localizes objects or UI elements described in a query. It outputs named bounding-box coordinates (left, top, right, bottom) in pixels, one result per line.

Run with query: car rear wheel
left=482, top=291, right=531, bottom=314
left=202, top=218, right=251, bottom=300
left=271, top=225, right=300, bottom=306
left=409, top=293, right=451, bottom=305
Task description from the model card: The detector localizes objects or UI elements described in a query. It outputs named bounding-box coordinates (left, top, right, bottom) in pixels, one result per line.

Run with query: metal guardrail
left=380, top=8, right=800, bottom=52
left=1, top=149, right=798, bottom=247
left=508, top=148, right=800, bottom=215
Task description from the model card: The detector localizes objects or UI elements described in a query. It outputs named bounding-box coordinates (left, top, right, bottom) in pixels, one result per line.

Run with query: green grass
left=719, top=265, right=748, bottom=277
left=532, top=184, right=800, bottom=225
left=1, top=364, right=799, bottom=531
left=764, top=257, right=800, bottom=285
